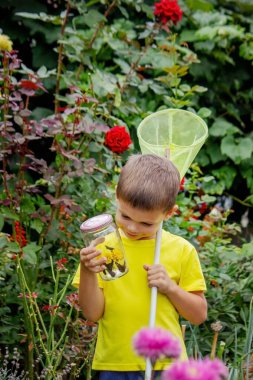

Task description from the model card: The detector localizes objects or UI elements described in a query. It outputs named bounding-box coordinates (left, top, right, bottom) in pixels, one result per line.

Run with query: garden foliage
left=0, top=0, right=252, bottom=379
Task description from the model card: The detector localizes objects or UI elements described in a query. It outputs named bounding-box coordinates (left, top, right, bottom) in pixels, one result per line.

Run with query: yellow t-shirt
left=72, top=230, right=206, bottom=371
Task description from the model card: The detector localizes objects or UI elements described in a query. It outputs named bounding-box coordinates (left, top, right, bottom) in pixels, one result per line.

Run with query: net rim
left=137, top=109, right=208, bottom=149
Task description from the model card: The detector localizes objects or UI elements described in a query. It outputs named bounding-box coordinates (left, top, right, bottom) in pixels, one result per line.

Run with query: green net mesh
left=137, top=109, right=208, bottom=178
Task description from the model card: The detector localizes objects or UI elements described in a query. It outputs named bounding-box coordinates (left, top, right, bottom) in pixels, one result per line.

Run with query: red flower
left=199, top=202, right=208, bottom=214
left=154, top=0, right=183, bottom=25
left=66, top=292, right=81, bottom=311
left=42, top=305, right=50, bottom=311
left=104, top=126, right=132, bottom=154
left=20, top=80, right=39, bottom=90
left=56, top=107, right=67, bottom=112
left=179, top=177, right=185, bottom=191
left=56, top=257, right=68, bottom=270
left=42, top=305, right=59, bottom=314
left=14, top=221, right=27, bottom=247
left=210, top=279, right=219, bottom=287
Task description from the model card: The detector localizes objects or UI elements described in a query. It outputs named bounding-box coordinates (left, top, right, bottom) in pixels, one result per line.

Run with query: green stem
left=33, top=299, right=49, bottom=341
left=85, top=334, right=97, bottom=380
left=53, top=306, right=73, bottom=352
left=18, top=258, right=48, bottom=364
left=226, top=193, right=253, bottom=208
left=16, top=257, right=34, bottom=380
left=89, top=0, right=117, bottom=49
left=75, top=0, right=118, bottom=80
left=56, top=274, right=72, bottom=305
left=50, top=256, right=56, bottom=283
left=46, top=270, right=60, bottom=359
left=2, top=52, right=13, bottom=203
left=55, top=1, right=71, bottom=112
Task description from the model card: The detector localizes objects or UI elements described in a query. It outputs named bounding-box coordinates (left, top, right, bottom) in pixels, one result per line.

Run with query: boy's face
left=115, top=198, right=175, bottom=240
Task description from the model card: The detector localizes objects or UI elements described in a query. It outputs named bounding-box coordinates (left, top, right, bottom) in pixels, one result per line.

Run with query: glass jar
left=80, top=214, right=129, bottom=281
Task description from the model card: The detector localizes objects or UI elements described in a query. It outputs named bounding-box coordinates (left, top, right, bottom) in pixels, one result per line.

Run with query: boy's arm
left=164, top=287, right=207, bottom=325
left=78, top=243, right=107, bottom=322
left=143, top=264, right=207, bottom=325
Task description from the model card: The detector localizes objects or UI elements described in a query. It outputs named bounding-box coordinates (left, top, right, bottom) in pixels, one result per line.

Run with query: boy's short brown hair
left=116, top=154, right=180, bottom=212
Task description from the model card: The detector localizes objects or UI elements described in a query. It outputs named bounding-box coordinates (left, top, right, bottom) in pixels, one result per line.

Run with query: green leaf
left=191, top=85, right=208, bottom=93
left=220, top=135, right=237, bottom=161
left=180, top=30, right=198, bottom=43
left=237, top=138, right=253, bottom=160
left=88, top=142, right=103, bottom=152
left=30, top=219, right=44, bottom=234
left=16, top=12, right=63, bottom=25
left=149, top=82, right=166, bottom=95
left=202, top=176, right=215, bottom=182
left=118, top=6, right=129, bottom=19
left=240, top=40, right=253, bottom=60
left=201, top=179, right=225, bottom=195
left=114, top=87, right=122, bottom=108
left=206, top=143, right=225, bottom=164
left=0, top=236, right=8, bottom=249
left=219, top=273, right=231, bottom=281
left=209, top=118, right=241, bottom=137
left=140, top=48, right=174, bottom=68
left=2, top=209, right=18, bottom=220
left=31, top=107, right=52, bottom=121
left=244, top=194, right=253, bottom=205
left=212, top=166, right=237, bottom=189
left=197, top=107, right=212, bottom=118
left=185, top=0, right=214, bottom=11
left=200, top=194, right=216, bottom=202
left=114, top=58, right=131, bottom=74
left=37, top=65, right=47, bottom=77
left=91, top=70, right=117, bottom=97
left=20, top=197, right=36, bottom=214
left=23, top=243, right=41, bottom=266
left=196, top=26, right=218, bottom=40
left=6, top=242, right=20, bottom=253
left=221, top=136, right=253, bottom=163
left=83, top=10, right=106, bottom=28
left=0, top=215, right=4, bottom=231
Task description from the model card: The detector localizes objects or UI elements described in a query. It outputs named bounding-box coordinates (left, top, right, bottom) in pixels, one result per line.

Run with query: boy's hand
left=80, top=237, right=107, bottom=274
left=143, top=264, right=176, bottom=295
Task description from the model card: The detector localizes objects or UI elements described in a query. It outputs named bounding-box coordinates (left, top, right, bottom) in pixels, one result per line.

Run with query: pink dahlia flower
left=162, top=357, right=228, bottom=380
left=132, top=327, right=181, bottom=362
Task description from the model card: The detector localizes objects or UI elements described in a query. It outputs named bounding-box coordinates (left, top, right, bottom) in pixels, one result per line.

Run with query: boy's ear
left=164, top=205, right=178, bottom=220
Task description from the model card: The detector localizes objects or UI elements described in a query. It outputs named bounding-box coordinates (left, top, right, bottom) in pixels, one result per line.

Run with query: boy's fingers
left=81, top=250, right=102, bottom=261
left=80, top=248, right=96, bottom=256
left=143, top=264, right=151, bottom=271
left=145, top=264, right=166, bottom=274
left=90, top=257, right=107, bottom=267
left=93, top=264, right=106, bottom=273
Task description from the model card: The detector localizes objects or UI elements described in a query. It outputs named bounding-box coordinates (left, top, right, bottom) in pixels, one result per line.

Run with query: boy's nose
left=127, top=223, right=138, bottom=234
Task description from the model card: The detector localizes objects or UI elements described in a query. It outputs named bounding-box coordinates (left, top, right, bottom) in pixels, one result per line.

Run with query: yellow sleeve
left=179, top=245, right=206, bottom=292
left=72, top=264, right=80, bottom=288
left=72, top=264, right=104, bottom=289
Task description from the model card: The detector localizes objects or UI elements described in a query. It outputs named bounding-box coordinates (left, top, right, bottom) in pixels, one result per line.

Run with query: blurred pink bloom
left=132, top=327, right=181, bottom=362
left=18, top=292, right=38, bottom=299
left=162, top=358, right=228, bottom=380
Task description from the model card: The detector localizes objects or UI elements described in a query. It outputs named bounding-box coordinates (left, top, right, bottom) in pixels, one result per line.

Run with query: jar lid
left=80, top=214, right=113, bottom=233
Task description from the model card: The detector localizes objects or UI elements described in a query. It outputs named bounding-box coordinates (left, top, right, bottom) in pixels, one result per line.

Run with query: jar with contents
left=80, top=214, right=129, bottom=281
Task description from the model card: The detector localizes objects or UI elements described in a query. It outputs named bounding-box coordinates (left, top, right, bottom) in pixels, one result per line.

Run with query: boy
left=73, top=154, right=207, bottom=380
